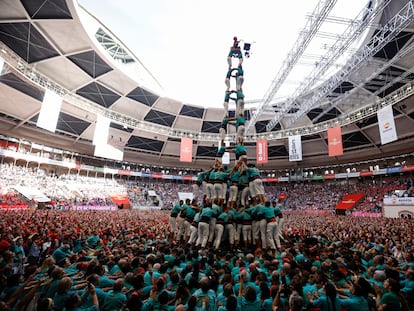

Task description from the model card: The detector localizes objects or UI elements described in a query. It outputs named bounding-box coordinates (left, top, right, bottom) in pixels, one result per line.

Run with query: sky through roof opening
left=78, top=0, right=371, bottom=109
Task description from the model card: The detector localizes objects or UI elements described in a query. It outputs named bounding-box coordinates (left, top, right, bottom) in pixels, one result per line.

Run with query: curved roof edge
left=74, top=1, right=164, bottom=95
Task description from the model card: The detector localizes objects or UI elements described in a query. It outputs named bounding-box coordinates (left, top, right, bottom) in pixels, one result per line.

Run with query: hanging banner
left=93, top=115, right=110, bottom=146
left=288, top=135, right=302, bottom=161
left=328, top=126, right=343, bottom=157
left=377, top=105, right=397, bottom=145
left=256, top=139, right=268, bottom=164
left=180, top=137, right=193, bottom=162
left=37, top=90, right=62, bottom=133
left=221, top=140, right=230, bottom=165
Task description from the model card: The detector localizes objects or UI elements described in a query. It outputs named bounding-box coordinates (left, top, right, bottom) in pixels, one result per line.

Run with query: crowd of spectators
left=0, top=164, right=156, bottom=210
left=0, top=209, right=413, bottom=311
left=0, top=164, right=414, bottom=310
left=0, top=163, right=413, bottom=214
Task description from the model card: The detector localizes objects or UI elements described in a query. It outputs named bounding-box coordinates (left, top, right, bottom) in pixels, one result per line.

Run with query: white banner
left=37, top=90, right=62, bottom=132
left=288, top=135, right=302, bottom=161
left=93, top=115, right=110, bottom=145
left=383, top=197, right=414, bottom=205
left=94, top=143, right=124, bottom=161
left=377, top=105, right=397, bottom=145
left=178, top=192, right=193, bottom=201
left=221, top=140, right=230, bottom=165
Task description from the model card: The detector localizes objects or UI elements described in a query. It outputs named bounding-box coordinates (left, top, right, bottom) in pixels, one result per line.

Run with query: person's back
left=192, top=277, right=216, bottom=311
left=339, top=283, right=369, bottom=311
left=102, top=279, right=126, bottom=311
left=312, top=294, right=341, bottom=311
left=308, top=282, right=341, bottom=311
left=237, top=285, right=261, bottom=311
left=288, top=292, right=304, bottom=311
left=218, top=294, right=238, bottom=311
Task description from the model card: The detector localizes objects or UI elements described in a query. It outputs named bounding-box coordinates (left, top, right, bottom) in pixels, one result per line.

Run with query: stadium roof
left=0, top=0, right=414, bottom=169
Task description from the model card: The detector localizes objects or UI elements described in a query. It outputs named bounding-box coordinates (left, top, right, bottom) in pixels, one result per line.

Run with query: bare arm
left=14, top=280, right=42, bottom=310
left=7, top=273, right=36, bottom=306
left=88, top=283, right=99, bottom=308
left=272, top=284, right=284, bottom=311
left=238, top=277, right=244, bottom=297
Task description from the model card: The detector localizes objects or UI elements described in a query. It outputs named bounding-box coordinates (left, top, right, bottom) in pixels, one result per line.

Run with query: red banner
left=0, top=140, right=18, bottom=151
left=360, top=171, right=373, bottom=177
left=262, top=177, right=278, bottom=182
left=279, top=193, right=287, bottom=201
left=328, top=126, right=343, bottom=157
left=256, top=139, right=268, bottom=164
left=180, top=137, right=193, bottom=162
left=109, top=194, right=131, bottom=207
left=117, top=170, right=130, bottom=176
left=402, top=165, right=414, bottom=172
left=324, top=174, right=336, bottom=180
left=336, top=193, right=365, bottom=210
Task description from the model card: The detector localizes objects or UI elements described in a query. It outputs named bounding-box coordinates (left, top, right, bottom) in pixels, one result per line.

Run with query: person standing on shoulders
left=170, top=200, right=183, bottom=243
left=273, top=201, right=284, bottom=250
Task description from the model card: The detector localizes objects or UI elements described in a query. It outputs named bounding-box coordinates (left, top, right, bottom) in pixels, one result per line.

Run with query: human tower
left=191, top=36, right=265, bottom=208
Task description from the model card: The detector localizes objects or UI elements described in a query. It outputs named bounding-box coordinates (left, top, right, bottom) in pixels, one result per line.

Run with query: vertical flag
left=377, top=105, right=397, bottom=145
left=221, top=140, right=230, bottom=165
left=180, top=137, right=193, bottom=162
left=94, top=144, right=124, bottom=161
left=93, top=115, right=110, bottom=146
left=37, top=90, right=62, bottom=132
left=256, top=139, right=268, bottom=164
left=288, top=135, right=302, bottom=161
left=93, top=115, right=124, bottom=161
left=328, top=126, right=343, bottom=156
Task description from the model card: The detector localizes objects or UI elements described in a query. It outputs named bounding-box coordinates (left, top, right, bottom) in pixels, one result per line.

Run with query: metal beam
left=2, top=39, right=413, bottom=143
left=2, top=40, right=413, bottom=143
left=265, top=0, right=390, bottom=131
left=285, top=0, right=414, bottom=128
left=312, top=40, right=414, bottom=124
left=246, top=82, right=414, bottom=141
left=245, top=0, right=337, bottom=133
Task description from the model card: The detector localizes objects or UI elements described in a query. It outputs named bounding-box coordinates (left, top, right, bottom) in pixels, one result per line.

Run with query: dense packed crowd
left=0, top=164, right=413, bottom=310
left=0, top=163, right=412, bottom=213
left=0, top=208, right=413, bottom=311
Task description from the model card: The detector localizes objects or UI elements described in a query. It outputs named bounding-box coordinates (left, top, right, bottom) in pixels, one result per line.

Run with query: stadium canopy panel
left=0, top=0, right=413, bottom=169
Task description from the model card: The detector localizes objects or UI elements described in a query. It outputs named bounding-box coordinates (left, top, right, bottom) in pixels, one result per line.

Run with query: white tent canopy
left=13, top=186, right=51, bottom=203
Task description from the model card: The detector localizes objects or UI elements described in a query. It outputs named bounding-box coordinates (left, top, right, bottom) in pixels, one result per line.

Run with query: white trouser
left=242, top=224, right=252, bottom=242
left=225, top=223, right=235, bottom=245
left=208, top=218, right=217, bottom=243
left=188, top=224, right=198, bottom=244
left=169, top=217, right=177, bottom=235
left=276, top=218, right=284, bottom=248
left=177, top=217, right=186, bottom=239
left=206, top=183, right=214, bottom=200
left=184, top=220, right=191, bottom=239
left=266, top=221, right=278, bottom=250
left=192, top=183, right=200, bottom=201
left=213, top=224, right=224, bottom=249
left=259, top=219, right=267, bottom=249
left=234, top=223, right=242, bottom=243
left=196, top=222, right=210, bottom=248
left=214, top=183, right=223, bottom=200
left=229, top=184, right=238, bottom=202
left=240, top=187, right=250, bottom=207
left=252, top=220, right=260, bottom=241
